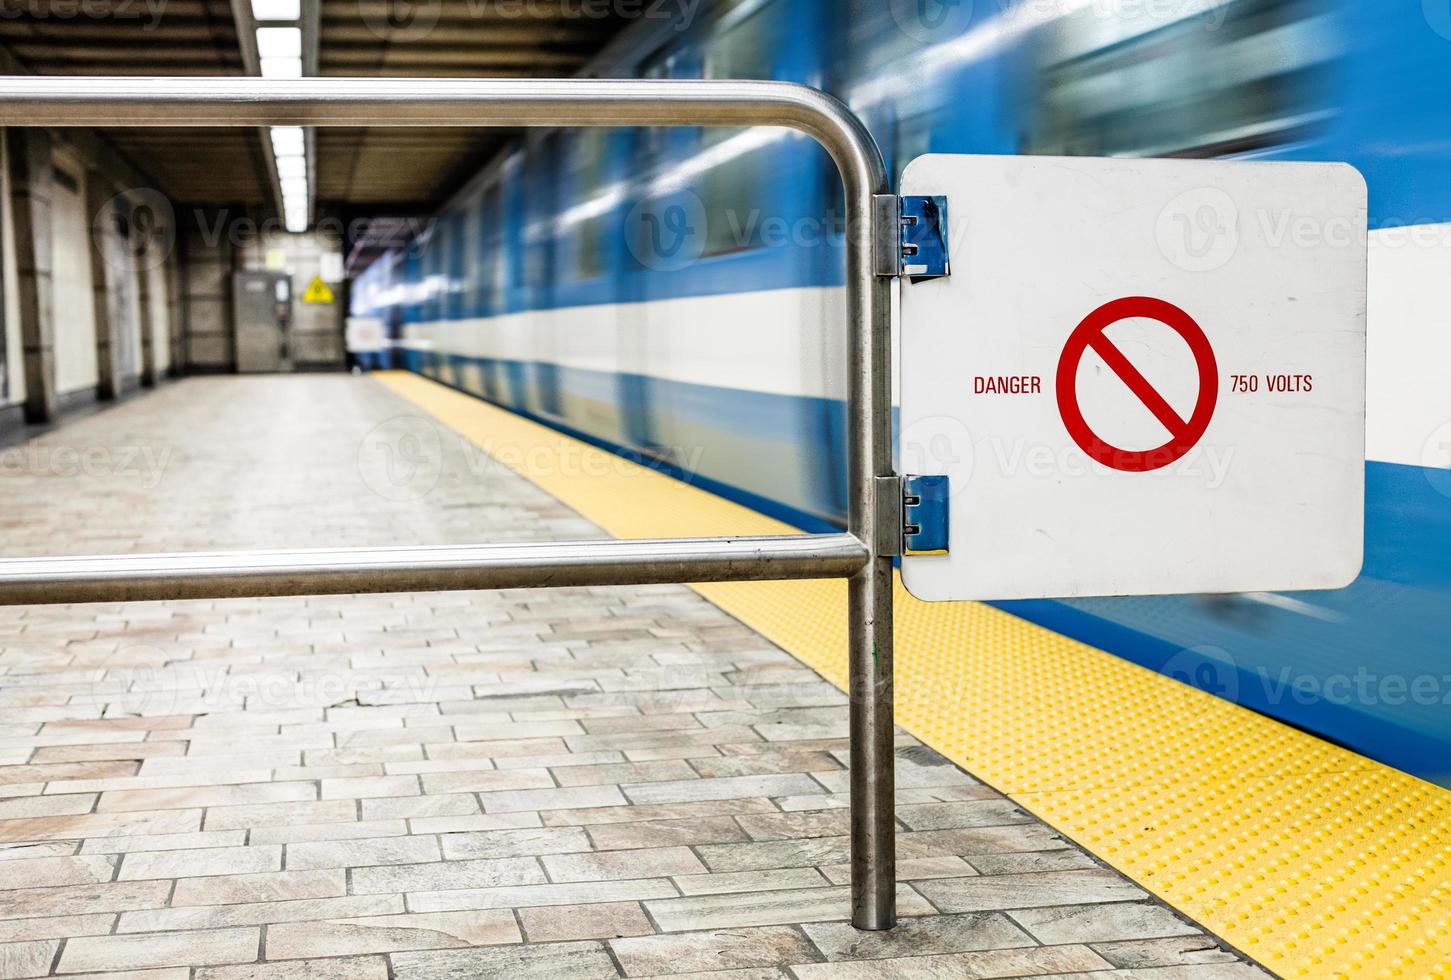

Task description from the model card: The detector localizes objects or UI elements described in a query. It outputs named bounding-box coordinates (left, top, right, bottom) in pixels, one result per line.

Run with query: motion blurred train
left=352, top=0, right=1451, bottom=783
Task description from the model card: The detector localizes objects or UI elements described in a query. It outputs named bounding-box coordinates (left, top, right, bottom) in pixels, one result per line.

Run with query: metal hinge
left=903, top=475, right=950, bottom=556
left=872, top=195, right=952, bottom=281
left=901, top=196, right=951, bottom=281
left=873, top=475, right=951, bottom=557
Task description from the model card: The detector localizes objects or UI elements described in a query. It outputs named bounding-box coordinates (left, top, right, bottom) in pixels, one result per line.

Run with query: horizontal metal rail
left=0, top=534, right=868, bottom=606
left=0, top=76, right=882, bottom=183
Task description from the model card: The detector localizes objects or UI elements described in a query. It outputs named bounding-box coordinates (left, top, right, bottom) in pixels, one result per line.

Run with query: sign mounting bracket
left=872, top=194, right=951, bottom=280
left=900, top=195, right=951, bottom=281
left=903, top=475, right=951, bottom=555
left=874, top=475, right=951, bottom=558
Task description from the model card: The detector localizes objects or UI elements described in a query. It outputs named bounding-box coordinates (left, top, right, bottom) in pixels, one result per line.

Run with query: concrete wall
left=49, top=152, right=98, bottom=400
left=6, top=127, right=56, bottom=424
left=238, top=229, right=346, bottom=370
left=180, top=225, right=235, bottom=371
left=1, top=130, right=23, bottom=418
left=0, top=137, right=346, bottom=433
left=0, top=126, right=184, bottom=428
left=147, top=258, right=170, bottom=376
left=114, top=218, right=143, bottom=388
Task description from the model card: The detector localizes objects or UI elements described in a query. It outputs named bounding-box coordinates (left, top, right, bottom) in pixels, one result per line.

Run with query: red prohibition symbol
left=1056, top=296, right=1219, bottom=473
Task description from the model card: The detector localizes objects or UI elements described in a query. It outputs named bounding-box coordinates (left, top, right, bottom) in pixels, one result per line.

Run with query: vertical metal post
left=847, top=192, right=896, bottom=931
left=848, top=554, right=896, bottom=929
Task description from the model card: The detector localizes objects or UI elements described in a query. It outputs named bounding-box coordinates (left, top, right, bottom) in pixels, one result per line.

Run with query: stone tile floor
left=0, top=377, right=1265, bottom=978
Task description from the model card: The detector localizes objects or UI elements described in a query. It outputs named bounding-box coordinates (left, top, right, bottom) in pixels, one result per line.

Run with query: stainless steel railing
left=0, top=76, right=898, bottom=930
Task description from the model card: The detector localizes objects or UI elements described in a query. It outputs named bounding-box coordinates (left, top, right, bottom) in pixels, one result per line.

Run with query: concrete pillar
left=7, top=128, right=55, bottom=423
left=136, top=228, right=156, bottom=388
left=180, top=221, right=237, bottom=372
left=86, top=169, right=123, bottom=401
left=166, top=250, right=184, bottom=378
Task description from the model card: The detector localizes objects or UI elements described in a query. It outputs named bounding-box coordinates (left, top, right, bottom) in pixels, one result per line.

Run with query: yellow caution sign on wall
left=302, top=276, right=335, bottom=304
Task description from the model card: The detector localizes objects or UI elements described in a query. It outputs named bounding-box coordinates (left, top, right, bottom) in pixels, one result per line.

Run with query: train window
left=894, top=116, right=933, bottom=185
left=471, top=193, right=489, bottom=314
left=421, top=235, right=442, bottom=323
left=569, top=130, right=611, bottom=280
left=638, top=48, right=695, bottom=159
left=486, top=184, right=507, bottom=309
left=701, top=1, right=775, bottom=82
left=697, top=3, right=785, bottom=256
left=842, top=0, right=925, bottom=78
left=446, top=211, right=466, bottom=320
left=522, top=139, right=555, bottom=293
left=1020, top=0, right=1338, bottom=158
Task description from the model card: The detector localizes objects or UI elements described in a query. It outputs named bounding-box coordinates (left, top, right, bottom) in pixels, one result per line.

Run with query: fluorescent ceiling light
left=276, top=156, right=306, bottom=179
left=270, top=126, right=304, bottom=155
left=260, top=56, right=302, bottom=78
left=281, top=176, right=308, bottom=196
left=285, top=212, right=307, bottom=233
left=251, top=0, right=299, bottom=19
left=256, top=26, right=301, bottom=58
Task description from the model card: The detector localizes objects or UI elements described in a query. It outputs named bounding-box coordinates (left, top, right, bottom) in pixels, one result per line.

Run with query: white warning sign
left=899, top=154, right=1367, bottom=602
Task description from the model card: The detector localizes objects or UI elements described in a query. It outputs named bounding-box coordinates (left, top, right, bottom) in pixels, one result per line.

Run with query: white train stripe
left=402, top=287, right=847, bottom=401
left=1366, top=222, right=1451, bottom=470
left=403, top=245, right=1439, bottom=471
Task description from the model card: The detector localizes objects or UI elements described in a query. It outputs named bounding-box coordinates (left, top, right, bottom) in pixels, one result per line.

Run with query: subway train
left=350, top=0, right=1451, bottom=783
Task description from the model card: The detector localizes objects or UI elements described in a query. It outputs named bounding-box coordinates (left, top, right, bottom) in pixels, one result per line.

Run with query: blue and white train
left=352, top=0, right=1451, bottom=783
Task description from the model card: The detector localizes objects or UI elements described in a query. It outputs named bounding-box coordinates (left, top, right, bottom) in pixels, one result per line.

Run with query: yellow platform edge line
left=378, top=371, right=1451, bottom=979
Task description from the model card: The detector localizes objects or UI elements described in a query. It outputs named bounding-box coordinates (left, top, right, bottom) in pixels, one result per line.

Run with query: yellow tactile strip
left=380, top=371, right=1451, bottom=978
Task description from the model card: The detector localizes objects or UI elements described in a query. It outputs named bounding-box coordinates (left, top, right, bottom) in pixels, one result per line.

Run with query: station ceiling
left=0, top=0, right=631, bottom=210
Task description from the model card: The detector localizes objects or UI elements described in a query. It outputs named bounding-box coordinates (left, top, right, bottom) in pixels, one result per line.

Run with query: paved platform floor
left=0, top=377, right=1263, bottom=979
